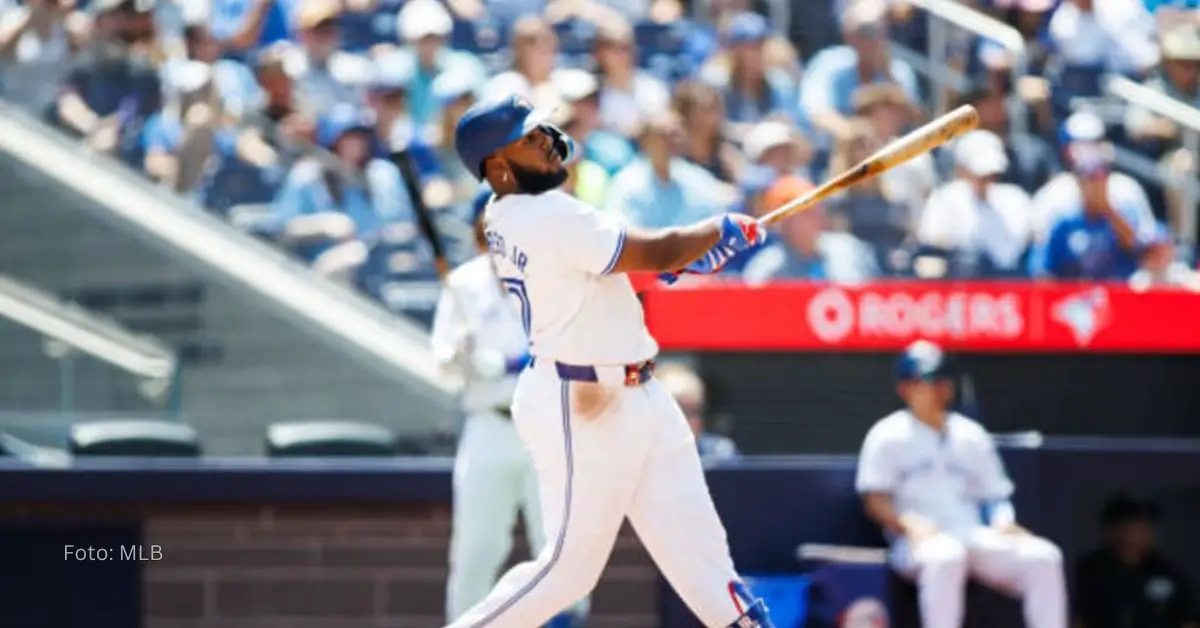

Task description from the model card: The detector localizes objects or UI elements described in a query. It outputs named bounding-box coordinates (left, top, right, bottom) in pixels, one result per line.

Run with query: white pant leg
left=966, top=527, right=1067, bottom=628
left=445, top=366, right=650, bottom=628
left=446, top=415, right=524, bottom=621
left=625, top=379, right=745, bottom=628
left=893, top=533, right=969, bottom=628
left=518, top=449, right=592, bottom=620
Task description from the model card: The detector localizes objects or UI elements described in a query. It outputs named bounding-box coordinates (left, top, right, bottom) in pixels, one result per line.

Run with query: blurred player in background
left=431, top=187, right=586, bottom=628
left=856, top=340, right=1067, bottom=628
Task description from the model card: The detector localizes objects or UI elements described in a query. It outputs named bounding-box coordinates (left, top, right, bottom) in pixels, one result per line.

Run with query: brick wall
left=140, top=503, right=659, bottom=628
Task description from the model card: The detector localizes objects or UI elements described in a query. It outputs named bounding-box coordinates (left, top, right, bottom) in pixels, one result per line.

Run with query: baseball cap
left=743, top=120, right=795, bottom=163
left=371, top=56, right=414, bottom=93
left=1161, top=25, right=1200, bottom=61
left=895, top=340, right=954, bottom=381
left=1061, top=110, right=1106, bottom=144
left=318, top=102, right=375, bottom=149
left=161, top=59, right=213, bottom=98
left=397, top=0, right=452, bottom=42
left=298, top=0, right=340, bottom=30
left=762, top=175, right=815, bottom=216
left=953, top=130, right=1009, bottom=177
left=454, top=93, right=555, bottom=180
left=841, top=0, right=887, bottom=31
left=431, top=64, right=481, bottom=104
left=724, top=12, right=769, bottom=45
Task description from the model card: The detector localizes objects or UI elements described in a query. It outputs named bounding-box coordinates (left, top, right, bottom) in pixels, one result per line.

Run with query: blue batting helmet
left=895, top=340, right=955, bottom=382
left=454, top=93, right=555, bottom=180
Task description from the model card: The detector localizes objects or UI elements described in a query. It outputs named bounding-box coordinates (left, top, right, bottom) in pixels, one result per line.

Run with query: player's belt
left=530, top=357, right=656, bottom=387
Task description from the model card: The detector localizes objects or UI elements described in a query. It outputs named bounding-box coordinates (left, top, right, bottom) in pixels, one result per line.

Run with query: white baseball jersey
left=430, top=255, right=530, bottom=414
left=482, top=190, right=658, bottom=365
left=855, top=410, right=1014, bottom=538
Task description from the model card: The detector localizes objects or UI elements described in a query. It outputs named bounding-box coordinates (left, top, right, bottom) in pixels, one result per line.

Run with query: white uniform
left=855, top=410, right=1067, bottom=628
left=430, top=255, right=548, bottom=622
left=445, top=190, right=749, bottom=628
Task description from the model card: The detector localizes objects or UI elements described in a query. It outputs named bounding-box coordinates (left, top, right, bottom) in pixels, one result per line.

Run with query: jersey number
left=500, top=278, right=532, bottom=337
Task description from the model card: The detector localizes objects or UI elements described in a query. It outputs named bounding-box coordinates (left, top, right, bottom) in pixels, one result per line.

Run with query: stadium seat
left=265, top=420, right=399, bottom=457
left=69, top=420, right=202, bottom=457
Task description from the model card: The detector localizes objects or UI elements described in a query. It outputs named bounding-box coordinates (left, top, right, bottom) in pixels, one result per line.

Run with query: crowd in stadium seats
left=3, top=0, right=1200, bottom=321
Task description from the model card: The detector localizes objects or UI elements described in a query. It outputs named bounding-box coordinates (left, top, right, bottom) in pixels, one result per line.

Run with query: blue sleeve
left=263, top=165, right=314, bottom=235
left=141, top=114, right=173, bottom=153
left=1029, top=221, right=1066, bottom=277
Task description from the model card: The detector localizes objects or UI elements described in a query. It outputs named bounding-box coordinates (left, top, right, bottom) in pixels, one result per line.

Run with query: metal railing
left=1106, top=75, right=1200, bottom=247
left=903, top=0, right=1029, bottom=136
left=0, top=274, right=179, bottom=417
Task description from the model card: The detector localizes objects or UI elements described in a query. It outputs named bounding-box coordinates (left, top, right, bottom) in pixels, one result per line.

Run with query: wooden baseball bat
left=757, top=105, right=980, bottom=227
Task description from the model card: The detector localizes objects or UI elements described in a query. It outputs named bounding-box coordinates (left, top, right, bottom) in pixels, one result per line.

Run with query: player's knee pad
left=727, top=581, right=776, bottom=628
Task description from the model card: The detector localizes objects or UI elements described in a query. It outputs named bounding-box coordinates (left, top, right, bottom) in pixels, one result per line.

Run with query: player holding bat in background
left=429, top=187, right=588, bottom=628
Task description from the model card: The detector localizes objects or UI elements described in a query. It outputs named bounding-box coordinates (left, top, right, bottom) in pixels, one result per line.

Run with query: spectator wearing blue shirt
left=1030, top=139, right=1162, bottom=281
left=604, top=109, right=735, bottom=228
left=385, top=0, right=487, bottom=131
left=742, top=175, right=879, bottom=284
left=209, top=0, right=299, bottom=54
left=267, top=103, right=431, bottom=286
left=699, top=12, right=799, bottom=129
left=591, top=13, right=672, bottom=139
left=285, top=0, right=373, bottom=116
left=551, top=66, right=636, bottom=176
left=799, top=0, right=919, bottom=145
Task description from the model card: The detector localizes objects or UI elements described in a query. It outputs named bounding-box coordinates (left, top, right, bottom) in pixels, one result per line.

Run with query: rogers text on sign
left=858, top=291, right=1024, bottom=339
left=806, top=288, right=1026, bottom=343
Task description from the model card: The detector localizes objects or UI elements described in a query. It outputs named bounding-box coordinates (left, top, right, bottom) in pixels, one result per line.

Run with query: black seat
left=69, top=420, right=201, bottom=457
left=265, top=421, right=398, bottom=457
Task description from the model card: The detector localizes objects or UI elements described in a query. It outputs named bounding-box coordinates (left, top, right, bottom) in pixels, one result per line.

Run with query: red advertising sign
left=637, top=279, right=1200, bottom=353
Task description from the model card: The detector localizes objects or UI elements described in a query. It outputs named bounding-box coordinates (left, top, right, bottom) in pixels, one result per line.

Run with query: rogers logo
left=806, top=288, right=1025, bottom=343
left=808, top=288, right=856, bottom=342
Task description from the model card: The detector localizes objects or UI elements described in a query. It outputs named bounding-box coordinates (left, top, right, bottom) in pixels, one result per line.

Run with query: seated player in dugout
left=1073, top=494, right=1199, bottom=628
left=855, top=339, right=1068, bottom=628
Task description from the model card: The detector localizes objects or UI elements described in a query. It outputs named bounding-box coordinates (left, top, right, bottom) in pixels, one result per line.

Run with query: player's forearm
left=611, top=220, right=722, bottom=274
left=862, top=492, right=907, bottom=536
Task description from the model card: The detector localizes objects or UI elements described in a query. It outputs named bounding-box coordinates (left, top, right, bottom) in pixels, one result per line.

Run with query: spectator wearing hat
left=673, top=80, right=741, bottom=184
left=951, top=82, right=1060, bottom=195
left=285, top=0, right=373, bottom=116
left=742, top=175, right=878, bottom=284
left=551, top=66, right=636, bottom=177
left=604, top=109, right=735, bottom=228
left=825, top=119, right=913, bottom=275
left=742, top=118, right=811, bottom=183
left=0, top=0, right=89, bottom=117
left=55, top=0, right=162, bottom=165
left=209, top=0, right=298, bottom=53
left=1126, top=25, right=1200, bottom=150
left=1044, top=0, right=1159, bottom=118
left=381, top=0, right=485, bottom=131
left=854, top=82, right=937, bottom=219
left=1029, top=111, right=1164, bottom=280
left=1074, top=494, right=1199, bottom=628
left=799, top=0, right=919, bottom=144
left=142, top=59, right=230, bottom=196
left=482, top=15, right=559, bottom=100
left=592, top=13, right=671, bottom=139
left=699, top=12, right=800, bottom=128
left=267, top=103, right=431, bottom=286
left=917, top=130, right=1034, bottom=279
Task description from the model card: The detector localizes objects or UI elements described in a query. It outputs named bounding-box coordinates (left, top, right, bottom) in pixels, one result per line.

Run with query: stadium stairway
left=0, top=103, right=456, bottom=456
